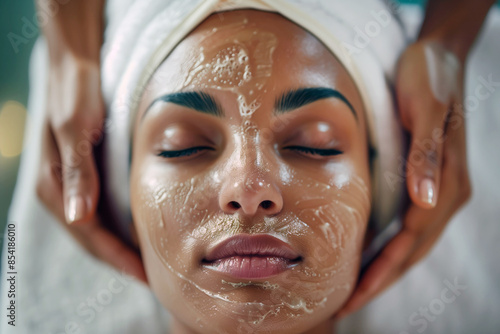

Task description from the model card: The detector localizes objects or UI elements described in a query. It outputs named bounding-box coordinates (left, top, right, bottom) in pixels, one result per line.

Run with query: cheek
left=131, top=163, right=216, bottom=270
left=130, top=163, right=222, bottom=327
left=278, top=169, right=371, bottom=314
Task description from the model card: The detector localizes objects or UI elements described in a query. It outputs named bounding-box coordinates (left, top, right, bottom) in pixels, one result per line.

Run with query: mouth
left=202, top=234, right=302, bottom=279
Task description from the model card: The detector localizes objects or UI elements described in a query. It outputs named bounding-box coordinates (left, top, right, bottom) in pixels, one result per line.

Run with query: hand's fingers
left=395, top=43, right=457, bottom=210
left=336, top=105, right=470, bottom=319
left=338, top=163, right=463, bottom=318
left=403, top=97, right=450, bottom=209
left=37, top=116, right=147, bottom=283
left=440, top=102, right=471, bottom=206
left=49, top=63, right=105, bottom=224
left=383, top=119, right=470, bottom=290
left=36, top=120, right=65, bottom=220
left=59, top=137, right=100, bottom=224
left=339, top=42, right=470, bottom=320
left=404, top=109, right=469, bottom=265
left=51, top=104, right=104, bottom=224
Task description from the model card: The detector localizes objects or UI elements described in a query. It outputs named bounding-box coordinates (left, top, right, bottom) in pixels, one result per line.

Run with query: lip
left=202, top=234, right=302, bottom=279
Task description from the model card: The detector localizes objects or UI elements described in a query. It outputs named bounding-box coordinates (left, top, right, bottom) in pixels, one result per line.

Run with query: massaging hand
left=35, top=53, right=147, bottom=283
left=35, top=0, right=146, bottom=283
left=336, top=39, right=472, bottom=318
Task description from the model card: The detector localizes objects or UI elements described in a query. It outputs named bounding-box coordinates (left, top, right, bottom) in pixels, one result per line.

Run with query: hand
left=335, top=40, right=472, bottom=318
left=36, top=54, right=147, bottom=283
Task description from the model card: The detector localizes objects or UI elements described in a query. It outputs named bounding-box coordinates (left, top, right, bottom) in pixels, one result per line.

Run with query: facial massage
left=1, top=0, right=500, bottom=333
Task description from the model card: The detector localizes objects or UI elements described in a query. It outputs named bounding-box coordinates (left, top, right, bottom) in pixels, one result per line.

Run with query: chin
left=143, top=243, right=355, bottom=334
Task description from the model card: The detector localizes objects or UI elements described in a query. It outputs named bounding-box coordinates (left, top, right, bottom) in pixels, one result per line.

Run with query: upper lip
left=203, top=234, right=302, bottom=262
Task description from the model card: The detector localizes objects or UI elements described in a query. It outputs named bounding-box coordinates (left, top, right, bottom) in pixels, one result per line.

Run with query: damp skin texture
left=131, top=10, right=371, bottom=334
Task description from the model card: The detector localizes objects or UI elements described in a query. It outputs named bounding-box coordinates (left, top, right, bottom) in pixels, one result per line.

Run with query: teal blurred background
left=1, top=0, right=37, bottom=251
left=0, top=0, right=498, bottom=251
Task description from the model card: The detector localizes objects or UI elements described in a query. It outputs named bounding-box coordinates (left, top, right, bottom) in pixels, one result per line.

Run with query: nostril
left=260, top=200, right=273, bottom=210
left=229, top=201, right=241, bottom=209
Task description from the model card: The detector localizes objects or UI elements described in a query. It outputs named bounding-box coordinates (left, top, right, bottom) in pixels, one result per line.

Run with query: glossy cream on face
left=136, top=167, right=369, bottom=332
left=180, top=12, right=276, bottom=119
left=131, top=10, right=371, bottom=334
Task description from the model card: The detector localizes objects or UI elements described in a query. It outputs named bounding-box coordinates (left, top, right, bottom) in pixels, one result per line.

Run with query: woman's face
left=131, top=10, right=371, bottom=334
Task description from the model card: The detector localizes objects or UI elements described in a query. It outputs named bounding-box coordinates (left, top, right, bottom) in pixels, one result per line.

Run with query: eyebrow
left=143, top=87, right=356, bottom=121
left=274, top=87, right=357, bottom=120
left=144, top=91, right=223, bottom=119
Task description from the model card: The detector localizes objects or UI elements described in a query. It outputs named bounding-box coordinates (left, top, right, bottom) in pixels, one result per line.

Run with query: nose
left=219, top=170, right=283, bottom=216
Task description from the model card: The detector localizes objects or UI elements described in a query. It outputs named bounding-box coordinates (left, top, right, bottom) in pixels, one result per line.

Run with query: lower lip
left=204, top=256, right=298, bottom=279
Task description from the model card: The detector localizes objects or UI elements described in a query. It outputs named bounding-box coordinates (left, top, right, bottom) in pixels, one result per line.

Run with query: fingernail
left=419, top=178, right=437, bottom=207
left=67, top=195, right=86, bottom=223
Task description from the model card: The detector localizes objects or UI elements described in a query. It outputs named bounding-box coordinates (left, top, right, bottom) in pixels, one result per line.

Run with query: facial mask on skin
left=180, top=13, right=277, bottom=119
left=136, top=169, right=369, bottom=333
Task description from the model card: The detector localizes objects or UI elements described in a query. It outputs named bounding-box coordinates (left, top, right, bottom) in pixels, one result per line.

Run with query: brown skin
left=130, top=11, right=370, bottom=334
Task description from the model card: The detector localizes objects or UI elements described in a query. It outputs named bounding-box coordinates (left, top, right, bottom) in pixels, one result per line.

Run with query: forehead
left=139, top=9, right=364, bottom=122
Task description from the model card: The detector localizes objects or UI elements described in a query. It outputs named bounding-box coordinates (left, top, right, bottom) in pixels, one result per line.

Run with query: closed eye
left=157, top=146, right=214, bottom=158
left=284, top=146, right=343, bottom=157
left=157, top=146, right=343, bottom=159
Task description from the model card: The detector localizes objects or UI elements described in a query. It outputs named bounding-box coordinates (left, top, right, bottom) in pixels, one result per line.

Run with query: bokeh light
left=0, top=100, right=28, bottom=158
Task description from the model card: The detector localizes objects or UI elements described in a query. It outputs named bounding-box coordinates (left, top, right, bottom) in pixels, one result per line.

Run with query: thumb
left=405, top=100, right=448, bottom=209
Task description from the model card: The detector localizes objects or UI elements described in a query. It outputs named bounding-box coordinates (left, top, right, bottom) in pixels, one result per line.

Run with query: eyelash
left=284, top=146, right=343, bottom=157
left=157, top=146, right=343, bottom=158
left=157, top=146, right=214, bottom=158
